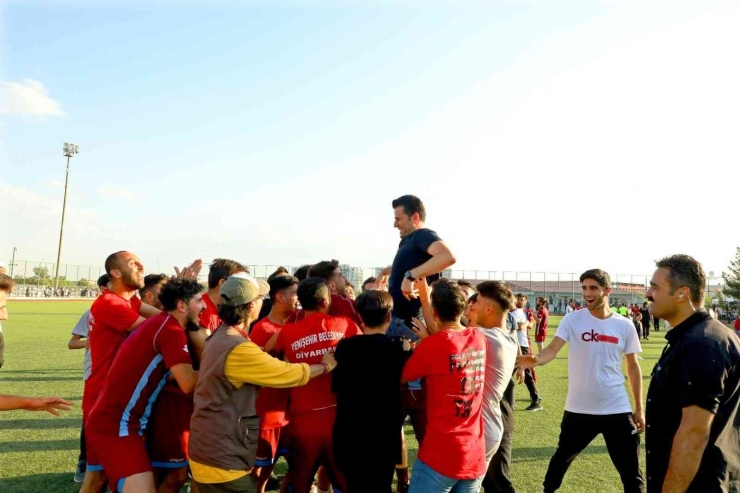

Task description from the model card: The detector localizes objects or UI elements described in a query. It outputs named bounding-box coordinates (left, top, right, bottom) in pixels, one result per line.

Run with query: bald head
left=105, top=251, right=145, bottom=290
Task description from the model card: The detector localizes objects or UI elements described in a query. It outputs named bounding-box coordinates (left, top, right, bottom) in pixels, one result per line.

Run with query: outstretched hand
left=27, top=397, right=73, bottom=416
left=175, top=259, right=203, bottom=280
left=411, top=318, right=430, bottom=340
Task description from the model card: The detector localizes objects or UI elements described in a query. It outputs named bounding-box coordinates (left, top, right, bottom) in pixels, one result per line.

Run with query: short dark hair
left=104, top=251, right=126, bottom=275
left=139, top=273, right=168, bottom=298
left=515, top=293, right=528, bottom=300
left=293, top=264, right=311, bottom=282
left=207, top=259, right=248, bottom=289
left=362, top=277, right=376, bottom=290
left=580, top=269, right=611, bottom=289
left=269, top=275, right=299, bottom=302
left=345, top=281, right=355, bottom=290
left=158, top=278, right=204, bottom=312
left=392, top=195, right=426, bottom=222
left=219, top=302, right=256, bottom=327
left=430, top=278, right=467, bottom=323
left=97, top=274, right=110, bottom=288
left=468, top=292, right=479, bottom=304
left=308, top=260, right=340, bottom=281
left=655, top=254, right=706, bottom=305
left=0, top=274, right=14, bottom=294
left=457, top=280, right=473, bottom=289
left=355, top=290, right=393, bottom=328
left=268, top=267, right=290, bottom=281
left=297, top=278, right=330, bottom=311
left=476, top=281, right=514, bottom=311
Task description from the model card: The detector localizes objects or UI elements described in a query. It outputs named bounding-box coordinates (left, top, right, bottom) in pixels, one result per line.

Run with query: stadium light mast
left=54, top=142, right=79, bottom=292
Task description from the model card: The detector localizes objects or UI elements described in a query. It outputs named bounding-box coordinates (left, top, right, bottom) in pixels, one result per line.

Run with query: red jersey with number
left=275, top=313, right=361, bottom=418
left=199, top=293, right=221, bottom=331
left=85, top=292, right=142, bottom=414
left=87, top=313, right=192, bottom=437
left=251, top=317, right=290, bottom=429
left=402, top=327, right=487, bottom=480
left=287, top=295, right=362, bottom=327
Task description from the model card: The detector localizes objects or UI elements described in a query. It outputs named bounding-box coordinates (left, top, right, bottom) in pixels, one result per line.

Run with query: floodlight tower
left=54, top=142, right=80, bottom=292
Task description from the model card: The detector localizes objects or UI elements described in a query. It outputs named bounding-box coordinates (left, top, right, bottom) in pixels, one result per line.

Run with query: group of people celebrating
left=0, top=194, right=738, bottom=493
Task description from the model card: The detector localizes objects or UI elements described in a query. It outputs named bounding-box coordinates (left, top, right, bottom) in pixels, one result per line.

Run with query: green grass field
left=0, top=301, right=669, bottom=492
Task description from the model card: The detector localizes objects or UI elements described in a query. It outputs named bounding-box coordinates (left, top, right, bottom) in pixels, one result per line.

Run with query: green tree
left=722, top=246, right=740, bottom=301
left=31, top=266, right=50, bottom=281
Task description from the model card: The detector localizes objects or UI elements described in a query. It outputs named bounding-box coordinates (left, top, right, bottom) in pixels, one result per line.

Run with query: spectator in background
left=139, top=273, right=168, bottom=310
left=68, top=274, right=111, bottom=483
left=293, top=264, right=311, bottom=282
left=362, top=277, right=377, bottom=292
left=344, top=282, right=356, bottom=301
left=639, top=303, right=651, bottom=340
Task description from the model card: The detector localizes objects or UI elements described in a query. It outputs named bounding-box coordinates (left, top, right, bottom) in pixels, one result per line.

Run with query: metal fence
left=4, top=260, right=729, bottom=313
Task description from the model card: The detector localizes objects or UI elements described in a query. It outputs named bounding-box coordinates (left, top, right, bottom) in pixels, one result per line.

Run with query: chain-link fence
left=4, top=260, right=730, bottom=316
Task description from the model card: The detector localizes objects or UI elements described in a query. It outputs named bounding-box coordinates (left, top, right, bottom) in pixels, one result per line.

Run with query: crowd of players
left=0, top=194, right=739, bottom=493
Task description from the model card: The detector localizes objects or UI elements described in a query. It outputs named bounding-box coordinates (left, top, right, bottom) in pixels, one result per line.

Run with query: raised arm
left=517, top=336, right=566, bottom=368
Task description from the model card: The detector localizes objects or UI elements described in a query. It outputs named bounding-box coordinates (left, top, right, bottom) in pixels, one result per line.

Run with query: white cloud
left=97, top=185, right=136, bottom=201
left=45, top=180, right=64, bottom=189
left=0, top=79, right=65, bottom=117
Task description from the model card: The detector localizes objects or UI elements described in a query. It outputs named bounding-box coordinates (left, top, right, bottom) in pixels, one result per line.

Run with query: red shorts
left=535, top=331, right=547, bottom=343
left=287, top=409, right=346, bottom=493
left=255, top=427, right=284, bottom=467
left=147, top=390, right=192, bottom=469
left=86, top=431, right=151, bottom=492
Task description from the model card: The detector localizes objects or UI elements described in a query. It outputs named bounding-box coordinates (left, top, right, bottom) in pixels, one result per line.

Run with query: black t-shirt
left=646, top=311, right=740, bottom=492
left=639, top=308, right=650, bottom=325
left=332, top=334, right=411, bottom=462
left=389, top=228, right=442, bottom=323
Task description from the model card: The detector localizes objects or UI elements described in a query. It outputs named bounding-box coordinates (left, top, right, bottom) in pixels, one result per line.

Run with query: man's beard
left=122, top=271, right=144, bottom=289
left=185, top=318, right=200, bottom=332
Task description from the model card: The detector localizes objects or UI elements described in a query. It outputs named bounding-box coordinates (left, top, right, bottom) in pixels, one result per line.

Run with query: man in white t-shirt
left=472, top=281, right=520, bottom=459
left=512, top=294, right=542, bottom=411
left=518, top=269, right=645, bottom=493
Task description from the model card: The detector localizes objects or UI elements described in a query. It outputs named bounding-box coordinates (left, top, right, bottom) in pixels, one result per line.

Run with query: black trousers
left=520, top=346, right=539, bottom=402
left=643, top=322, right=650, bottom=339
left=653, top=318, right=660, bottom=331
left=482, top=379, right=516, bottom=493
left=343, top=452, right=395, bottom=493
left=78, top=420, right=86, bottom=465
left=543, top=411, right=645, bottom=493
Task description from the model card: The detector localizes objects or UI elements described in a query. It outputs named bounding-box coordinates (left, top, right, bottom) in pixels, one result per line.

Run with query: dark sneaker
left=73, top=463, right=86, bottom=483
left=266, top=473, right=282, bottom=491
left=525, top=400, right=543, bottom=412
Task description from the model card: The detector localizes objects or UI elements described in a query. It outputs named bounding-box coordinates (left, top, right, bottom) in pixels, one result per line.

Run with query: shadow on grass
left=0, top=377, right=82, bottom=382
left=0, top=369, right=79, bottom=374
left=0, top=472, right=76, bottom=493
left=0, top=438, right=78, bottom=453
left=513, top=445, right=608, bottom=463
left=0, top=418, right=80, bottom=430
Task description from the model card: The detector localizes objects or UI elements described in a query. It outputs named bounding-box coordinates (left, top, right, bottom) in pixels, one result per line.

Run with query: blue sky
left=2, top=1, right=738, bottom=277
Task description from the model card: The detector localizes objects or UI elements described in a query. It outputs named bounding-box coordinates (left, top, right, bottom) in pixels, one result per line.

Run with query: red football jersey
left=402, top=327, right=487, bottom=480
left=199, top=293, right=221, bottom=331
left=275, top=313, right=361, bottom=417
left=86, top=313, right=192, bottom=437
left=251, top=317, right=290, bottom=429
left=85, top=292, right=142, bottom=414
left=287, top=294, right=363, bottom=327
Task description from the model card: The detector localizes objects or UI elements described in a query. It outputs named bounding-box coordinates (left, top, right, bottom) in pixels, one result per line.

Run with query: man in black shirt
left=376, top=194, right=456, bottom=492
left=377, top=195, right=456, bottom=340
left=645, top=254, right=740, bottom=493
left=332, top=290, right=411, bottom=493
left=639, top=302, right=651, bottom=340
